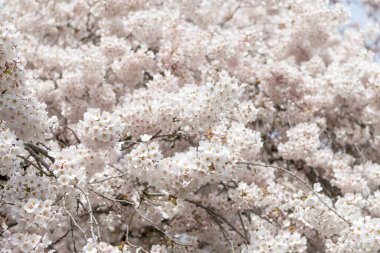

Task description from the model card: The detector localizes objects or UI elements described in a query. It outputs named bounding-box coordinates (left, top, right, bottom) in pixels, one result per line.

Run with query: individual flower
left=140, top=134, right=152, bottom=142
left=24, top=198, right=39, bottom=214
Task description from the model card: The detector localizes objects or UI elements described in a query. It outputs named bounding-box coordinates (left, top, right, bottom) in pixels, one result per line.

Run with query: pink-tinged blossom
left=1, top=0, right=380, bottom=252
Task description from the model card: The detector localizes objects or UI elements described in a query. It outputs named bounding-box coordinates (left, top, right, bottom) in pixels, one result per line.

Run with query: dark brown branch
left=238, top=211, right=249, bottom=242
left=185, top=199, right=250, bottom=244
left=59, top=124, right=81, bottom=144
left=47, top=229, right=71, bottom=250
left=24, top=146, right=55, bottom=177
left=17, top=155, right=53, bottom=177
left=25, top=143, right=55, bottom=163
left=121, top=130, right=163, bottom=151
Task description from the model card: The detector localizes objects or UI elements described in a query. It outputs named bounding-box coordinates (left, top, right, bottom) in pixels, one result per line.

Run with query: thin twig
left=213, top=214, right=234, bottom=250
left=71, top=219, right=78, bottom=253
left=17, top=155, right=53, bottom=177
left=24, top=146, right=54, bottom=176
left=121, top=130, right=164, bottom=151
left=185, top=199, right=250, bottom=244
left=238, top=211, right=249, bottom=243
left=124, top=225, right=149, bottom=253
left=17, top=155, right=42, bottom=171
left=59, top=124, right=81, bottom=144
left=48, top=229, right=71, bottom=250
left=237, top=162, right=351, bottom=226
left=62, top=197, right=88, bottom=241
left=133, top=206, right=197, bottom=247
left=88, top=188, right=134, bottom=206
left=90, top=172, right=129, bottom=184
left=75, top=186, right=100, bottom=242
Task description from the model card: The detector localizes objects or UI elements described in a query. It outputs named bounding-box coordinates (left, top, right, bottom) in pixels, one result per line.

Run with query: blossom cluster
left=0, top=23, right=54, bottom=142
left=1, top=0, right=380, bottom=253
left=0, top=125, right=25, bottom=176
left=77, top=108, right=123, bottom=149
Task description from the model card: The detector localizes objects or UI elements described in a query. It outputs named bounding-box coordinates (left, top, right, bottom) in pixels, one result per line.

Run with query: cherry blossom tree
left=1, top=0, right=380, bottom=252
